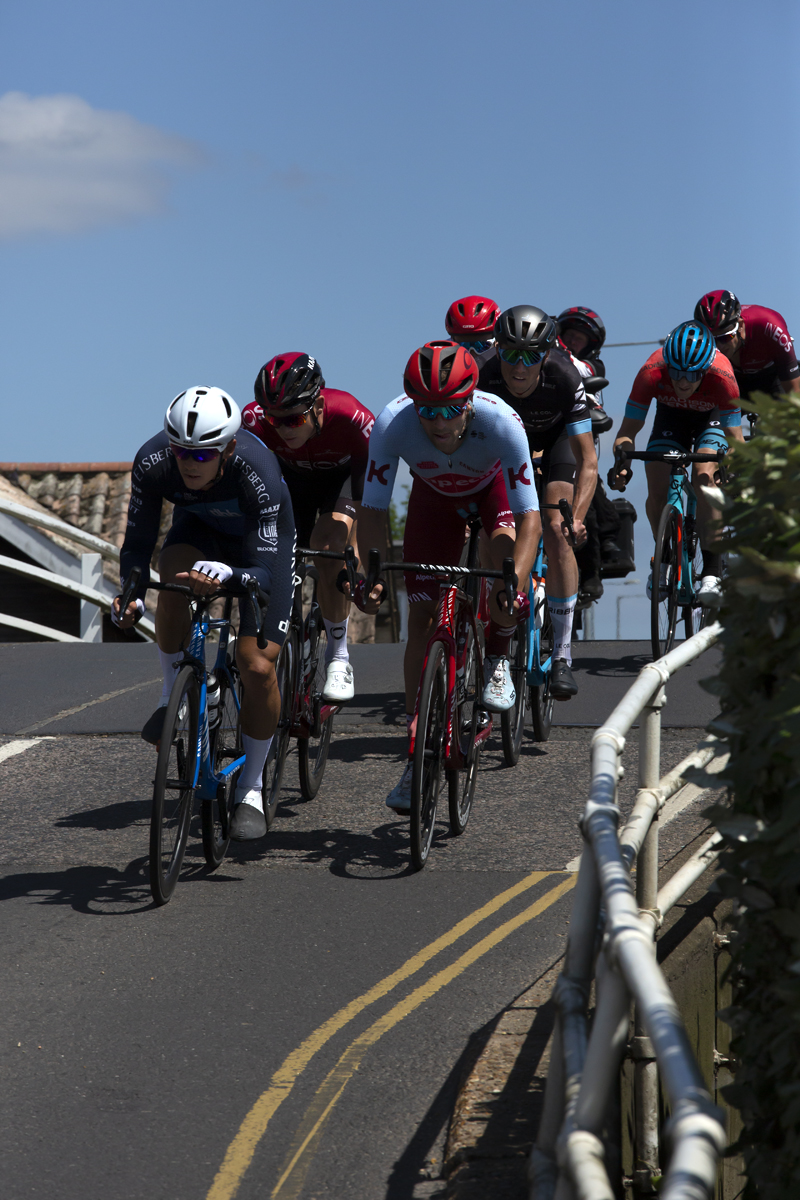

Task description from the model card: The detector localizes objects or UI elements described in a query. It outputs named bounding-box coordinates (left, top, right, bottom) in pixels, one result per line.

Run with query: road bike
left=366, top=517, right=518, bottom=869
left=611, top=447, right=727, bottom=660
left=119, top=568, right=270, bottom=905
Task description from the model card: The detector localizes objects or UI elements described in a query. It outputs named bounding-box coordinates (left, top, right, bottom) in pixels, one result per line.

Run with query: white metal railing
left=531, top=623, right=727, bottom=1200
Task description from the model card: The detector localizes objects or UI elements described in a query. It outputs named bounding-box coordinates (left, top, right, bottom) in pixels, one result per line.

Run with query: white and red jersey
left=361, top=392, right=539, bottom=515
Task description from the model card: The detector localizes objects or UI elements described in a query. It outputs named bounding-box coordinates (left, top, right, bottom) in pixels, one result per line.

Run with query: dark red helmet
left=445, top=295, right=500, bottom=339
left=403, top=341, right=479, bottom=404
left=556, top=307, right=606, bottom=356
left=254, top=352, right=325, bottom=409
left=694, top=290, right=742, bottom=336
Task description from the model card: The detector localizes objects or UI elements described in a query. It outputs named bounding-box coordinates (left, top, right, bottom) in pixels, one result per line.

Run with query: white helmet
left=164, top=386, right=241, bottom=449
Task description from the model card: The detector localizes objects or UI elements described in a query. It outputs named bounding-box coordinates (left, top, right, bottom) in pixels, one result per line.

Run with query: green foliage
left=705, top=392, right=800, bottom=1197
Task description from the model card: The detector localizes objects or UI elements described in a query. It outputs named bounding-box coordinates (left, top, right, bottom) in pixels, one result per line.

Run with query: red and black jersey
left=241, top=387, right=374, bottom=500
left=735, top=305, right=799, bottom=384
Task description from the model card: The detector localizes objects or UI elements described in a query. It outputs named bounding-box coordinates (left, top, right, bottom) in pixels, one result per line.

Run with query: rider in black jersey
left=113, top=387, right=295, bottom=841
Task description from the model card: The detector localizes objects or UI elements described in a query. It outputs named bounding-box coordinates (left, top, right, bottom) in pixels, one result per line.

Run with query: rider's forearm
left=614, top=416, right=644, bottom=444
left=569, top=433, right=598, bottom=525
left=355, top=506, right=389, bottom=570
left=726, top=424, right=746, bottom=444
left=513, top=510, right=541, bottom=584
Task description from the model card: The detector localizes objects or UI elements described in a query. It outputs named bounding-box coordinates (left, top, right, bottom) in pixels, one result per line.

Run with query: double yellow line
left=206, top=869, right=576, bottom=1200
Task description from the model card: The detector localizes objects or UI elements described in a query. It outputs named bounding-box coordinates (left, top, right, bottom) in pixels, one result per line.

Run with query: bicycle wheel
left=449, top=624, right=481, bottom=834
left=651, top=506, right=680, bottom=660
left=150, top=665, right=199, bottom=905
left=500, top=621, right=528, bottom=767
left=531, top=594, right=555, bottom=742
left=411, top=641, right=447, bottom=869
left=297, top=610, right=334, bottom=800
left=682, top=529, right=709, bottom=640
left=202, top=660, right=241, bottom=868
left=261, top=632, right=296, bottom=828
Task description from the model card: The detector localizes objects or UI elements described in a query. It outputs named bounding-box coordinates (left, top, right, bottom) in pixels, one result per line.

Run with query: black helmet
left=494, top=305, right=557, bottom=353
left=556, top=306, right=606, bottom=356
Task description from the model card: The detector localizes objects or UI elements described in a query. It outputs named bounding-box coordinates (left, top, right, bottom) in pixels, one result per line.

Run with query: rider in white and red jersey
left=242, top=354, right=374, bottom=703
left=354, top=341, right=540, bottom=811
left=694, top=290, right=800, bottom=402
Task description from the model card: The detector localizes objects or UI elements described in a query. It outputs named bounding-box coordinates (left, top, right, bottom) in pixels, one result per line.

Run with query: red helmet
left=254, top=352, right=325, bottom=409
left=445, top=295, right=500, bottom=339
left=403, top=341, right=479, bottom=404
left=556, top=307, right=606, bottom=356
left=694, top=290, right=742, bottom=336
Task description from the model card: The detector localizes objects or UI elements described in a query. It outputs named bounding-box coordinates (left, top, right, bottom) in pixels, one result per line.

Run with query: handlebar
left=118, top=570, right=271, bottom=649
left=608, top=445, right=727, bottom=492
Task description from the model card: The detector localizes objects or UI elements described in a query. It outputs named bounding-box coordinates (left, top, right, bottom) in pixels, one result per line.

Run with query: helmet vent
left=222, top=397, right=231, bottom=417
left=200, top=427, right=224, bottom=442
left=186, top=411, right=198, bottom=437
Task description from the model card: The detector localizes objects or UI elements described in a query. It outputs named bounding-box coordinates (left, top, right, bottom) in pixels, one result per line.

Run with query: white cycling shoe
left=385, top=761, right=413, bottom=812
left=696, top=575, right=723, bottom=608
left=481, top=656, right=516, bottom=712
left=322, top=660, right=354, bottom=702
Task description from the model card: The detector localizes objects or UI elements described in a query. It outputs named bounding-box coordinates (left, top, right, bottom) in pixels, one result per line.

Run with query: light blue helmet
left=663, top=321, right=716, bottom=374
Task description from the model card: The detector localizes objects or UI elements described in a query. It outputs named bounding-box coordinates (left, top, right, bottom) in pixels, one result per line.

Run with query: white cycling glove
left=191, top=560, right=233, bottom=584
left=111, top=597, right=145, bottom=627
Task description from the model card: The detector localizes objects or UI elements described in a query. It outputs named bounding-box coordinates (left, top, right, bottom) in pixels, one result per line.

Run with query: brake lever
left=344, top=545, right=358, bottom=594
left=118, top=566, right=142, bottom=622
left=607, top=445, right=630, bottom=492
left=501, top=556, right=518, bottom=615
left=246, top=578, right=271, bottom=650
left=365, top=548, right=382, bottom=598
left=558, top=499, right=576, bottom=547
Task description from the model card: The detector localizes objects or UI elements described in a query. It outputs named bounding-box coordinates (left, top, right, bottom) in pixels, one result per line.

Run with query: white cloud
left=0, top=92, right=202, bottom=237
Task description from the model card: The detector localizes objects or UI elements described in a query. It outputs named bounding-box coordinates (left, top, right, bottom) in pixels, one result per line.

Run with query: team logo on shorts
left=259, top=515, right=278, bottom=546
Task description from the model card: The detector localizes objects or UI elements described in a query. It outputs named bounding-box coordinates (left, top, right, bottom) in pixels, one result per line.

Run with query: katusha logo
left=416, top=461, right=439, bottom=469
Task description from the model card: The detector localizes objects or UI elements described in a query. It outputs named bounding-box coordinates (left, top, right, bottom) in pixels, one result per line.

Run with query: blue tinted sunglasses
left=498, top=346, right=545, bottom=367
left=170, top=442, right=222, bottom=463
left=458, top=339, right=493, bottom=354
left=667, top=367, right=706, bottom=383
left=415, top=401, right=470, bottom=420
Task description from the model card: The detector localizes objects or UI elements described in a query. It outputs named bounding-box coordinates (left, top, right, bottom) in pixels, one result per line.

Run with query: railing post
left=80, top=552, right=103, bottom=643
left=633, top=684, right=664, bottom=1193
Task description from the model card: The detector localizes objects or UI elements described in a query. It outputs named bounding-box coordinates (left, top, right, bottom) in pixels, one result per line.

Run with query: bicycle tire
left=531, top=593, right=555, bottom=742
left=682, top=528, right=709, bottom=640
left=449, top=623, right=481, bottom=834
left=150, top=665, right=199, bottom=905
left=500, top=622, right=528, bottom=766
left=651, top=505, right=680, bottom=660
left=298, top=613, right=333, bottom=800
left=261, top=632, right=296, bottom=828
left=411, top=641, right=447, bottom=869
left=202, top=659, right=241, bottom=868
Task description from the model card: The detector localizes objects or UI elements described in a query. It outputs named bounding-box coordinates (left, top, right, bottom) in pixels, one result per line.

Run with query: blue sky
left=1, top=0, right=797, bottom=635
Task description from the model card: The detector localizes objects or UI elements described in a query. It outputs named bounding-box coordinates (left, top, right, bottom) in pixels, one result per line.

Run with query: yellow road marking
left=206, top=870, right=557, bottom=1200
left=271, top=873, right=577, bottom=1198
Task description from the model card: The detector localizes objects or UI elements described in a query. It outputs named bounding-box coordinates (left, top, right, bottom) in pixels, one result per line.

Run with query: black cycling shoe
left=230, top=801, right=267, bottom=841
left=141, top=705, right=167, bottom=745
left=550, top=658, right=578, bottom=700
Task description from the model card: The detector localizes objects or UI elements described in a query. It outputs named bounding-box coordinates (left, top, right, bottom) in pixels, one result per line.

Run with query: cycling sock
left=158, top=649, right=183, bottom=704
left=323, top=617, right=349, bottom=663
left=485, top=620, right=515, bottom=657
left=238, top=734, right=274, bottom=795
left=548, top=593, right=577, bottom=665
left=701, top=551, right=721, bottom=578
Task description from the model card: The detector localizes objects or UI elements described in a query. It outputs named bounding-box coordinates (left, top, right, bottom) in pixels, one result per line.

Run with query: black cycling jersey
left=478, top=349, right=592, bottom=449
left=121, top=429, right=295, bottom=602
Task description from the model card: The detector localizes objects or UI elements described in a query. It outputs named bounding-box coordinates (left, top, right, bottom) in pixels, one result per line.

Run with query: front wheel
left=261, top=634, right=296, bottom=828
left=150, top=665, right=199, bottom=905
left=500, top=621, right=528, bottom=767
left=297, top=617, right=333, bottom=800
left=202, top=662, right=241, bottom=868
left=411, top=642, right=447, bottom=870
left=449, top=624, right=481, bottom=834
left=651, top=506, right=680, bottom=661
left=683, top=530, right=710, bottom=641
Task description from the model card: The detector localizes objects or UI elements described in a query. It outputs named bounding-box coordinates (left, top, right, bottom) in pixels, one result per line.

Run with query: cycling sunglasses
left=713, top=328, right=739, bottom=343
left=415, top=401, right=470, bottom=420
left=667, top=367, right=706, bottom=383
left=457, top=339, right=493, bottom=354
left=170, top=443, right=222, bottom=463
left=498, top=346, right=545, bottom=367
left=264, top=402, right=315, bottom=428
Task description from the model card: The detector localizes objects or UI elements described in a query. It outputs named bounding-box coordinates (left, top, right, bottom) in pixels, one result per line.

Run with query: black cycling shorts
left=280, top=464, right=357, bottom=550
left=647, top=405, right=729, bottom=456
left=529, top=425, right=576, bottom=486
left=162, top=511, right=294, bottom=644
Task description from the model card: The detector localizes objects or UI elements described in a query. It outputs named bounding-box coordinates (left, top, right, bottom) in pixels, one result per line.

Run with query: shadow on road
left=55, top=799, right=150, bottom=831
left=0, top=857, right=156, bottom=914
left=574, top=650, right=651, bottom=677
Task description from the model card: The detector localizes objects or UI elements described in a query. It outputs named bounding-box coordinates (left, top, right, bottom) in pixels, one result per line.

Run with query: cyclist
left=479, top=305, right=598, bottom=699
left=694, top=290, right=800, bottom=404
left=112, top=387, right=295, bottom=841
left=352, top=340, right=540, bottom=811
left=609, top=321, right=744, bottom=607
left=242, top=353, right=374, bottom=704
left=445, top=295, right=501, bottom=369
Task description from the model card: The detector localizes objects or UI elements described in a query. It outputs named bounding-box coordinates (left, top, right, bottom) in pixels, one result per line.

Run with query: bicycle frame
left=183, top=607, right=245, bottom=800
left=665, top=467, right=701, bottom=606
left=288, top=560, right=340, bottom=741
left=526, top=537, right=550, bottom=689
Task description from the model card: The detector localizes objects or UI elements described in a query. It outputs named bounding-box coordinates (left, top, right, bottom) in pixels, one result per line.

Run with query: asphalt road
left=0, top=639, right=720, bottom=1199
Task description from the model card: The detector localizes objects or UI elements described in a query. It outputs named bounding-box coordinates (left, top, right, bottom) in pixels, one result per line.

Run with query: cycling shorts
left=646, top=405, right=729, bottom=456
left=403, top=471, right=515, bottom=604
left=162, top=512, right=294, bottom=644
left=539, top=427, right=577, bottom=485
left=280, top=463, right=357, bottom=550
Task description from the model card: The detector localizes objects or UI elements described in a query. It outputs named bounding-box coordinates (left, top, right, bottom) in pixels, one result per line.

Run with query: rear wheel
left=261, top=633, right=296, bottom=828
left=150, top=665, right=199, bottom=906
left=449, top=624, right=481, bottom=834
left=500, top=621, right=528, bottom=766
left=202, top=661, right=241, bottom=868
left=411, top=642, right=447, bottom=870
left=531, top=594, right=555, bottom=742
left=298, top=615, right=333, bottom=800
left=651, top=506, right=680, bottom=660
left=683, top=528, right=709, bottom=640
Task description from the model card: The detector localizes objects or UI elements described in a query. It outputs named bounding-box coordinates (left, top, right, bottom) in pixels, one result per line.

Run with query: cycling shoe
left=230, top=786, right=267, bottom=840
left=141, top=704, right=167, bottom=746
left=550, top=658, right=578, bottom=700
left=696, top=575, right=723, bottom=608
left=385, top=761, right=413, bottom=812
left=322, top=661, right=354, bottom=703
left=481, top=656, right=516, bottom=712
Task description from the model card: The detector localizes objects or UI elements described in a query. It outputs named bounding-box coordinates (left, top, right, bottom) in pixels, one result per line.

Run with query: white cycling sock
left=238, top=734, right=274, bottom=796
left=323, top=617, right=349, bottom=663
left=548, top=593, right=577, bottom=665
left=158, top=649, right=183, bottom=704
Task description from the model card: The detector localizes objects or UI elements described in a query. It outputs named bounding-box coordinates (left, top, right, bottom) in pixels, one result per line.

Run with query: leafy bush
left=704, top=391, right=800, bottom=1198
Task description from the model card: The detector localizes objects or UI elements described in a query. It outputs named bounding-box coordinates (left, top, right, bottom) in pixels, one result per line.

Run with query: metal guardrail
left=531, top=622, right=727, bottom=1200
